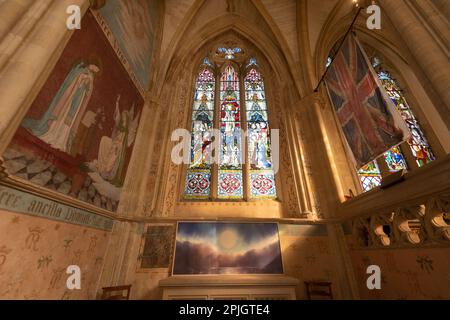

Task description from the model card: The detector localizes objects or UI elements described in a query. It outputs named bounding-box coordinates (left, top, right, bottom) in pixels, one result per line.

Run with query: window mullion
left=377, top=157, right=391, bottom=178
left=400, top=141, right=419, bottom=170
left=240, top=72, right=250, bottom=201
left=211, top=72, right=220, bottom=201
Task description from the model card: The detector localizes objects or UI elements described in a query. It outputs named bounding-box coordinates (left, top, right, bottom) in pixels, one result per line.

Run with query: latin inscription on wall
left=0, top=185, right=114, bottom=231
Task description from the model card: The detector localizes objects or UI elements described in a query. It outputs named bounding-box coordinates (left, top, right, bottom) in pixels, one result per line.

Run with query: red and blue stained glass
left=218, top=65, right=243, bottom=199
left=323, top=53, right=434, bottom=193
left=185, top=170, right=211, bottom=199
left=185, top=64, right=215, bottom=199
left=383, top=146, right=408, bottom=173
left=218, top=170, right=243, bottom=199
left=378, top=70, right=435, bottom=167
left=245, top=66, right=276, bottom=199
left=250, top=172, right=276, bottom=198
left=358, top=161, right=382, bottom=192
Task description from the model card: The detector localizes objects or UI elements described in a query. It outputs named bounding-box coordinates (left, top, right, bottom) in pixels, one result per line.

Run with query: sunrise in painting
left=173, top=223, right=283, bottom=275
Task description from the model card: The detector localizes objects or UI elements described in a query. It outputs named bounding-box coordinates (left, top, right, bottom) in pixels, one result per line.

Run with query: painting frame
left=171, top=221, right=285, bottom=276
left=136, top=223, right=176, bottom=273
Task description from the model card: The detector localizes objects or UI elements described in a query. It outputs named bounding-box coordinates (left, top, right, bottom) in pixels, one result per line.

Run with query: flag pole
left=314, top=7, right=364, bottom=92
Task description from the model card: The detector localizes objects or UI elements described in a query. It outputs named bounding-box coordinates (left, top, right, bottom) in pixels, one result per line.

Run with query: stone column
left=116, top=99, right=158, bottom=218
left=327, top=223, right=360, bottom=299
left=380, top=0, right=450, bottom=129
left=0, top=0, right=90, bottom=154
left=95, top=221, right=134, bottom=296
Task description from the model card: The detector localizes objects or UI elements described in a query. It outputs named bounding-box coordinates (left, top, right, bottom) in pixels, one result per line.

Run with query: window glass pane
left=358, top=161, right=382, bottom=192
left=218, top=170, right=243, bottom=199
left=250, top=171, right=276, bottom=198
left=184, top=66, right=215, bottom=199
left=245, top=66, right=276, bottom=199
left=185, top=170, right=211, bottom=199
left=383, top=146, right=408, bottom=173
left=218, top=65, right=243, bottom=199
left=378, top=70, right=435, bottom=167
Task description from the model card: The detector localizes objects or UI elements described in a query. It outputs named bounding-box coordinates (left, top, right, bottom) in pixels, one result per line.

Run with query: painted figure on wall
left=2, top=12, right=144, bottom=212
left=22, top=62, right=100, bottom=155
left=87, top=94, right=140, bottom=192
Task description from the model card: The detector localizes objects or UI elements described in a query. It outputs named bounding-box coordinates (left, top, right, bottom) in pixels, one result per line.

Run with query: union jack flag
left=325, top=34, right=409, bottom=168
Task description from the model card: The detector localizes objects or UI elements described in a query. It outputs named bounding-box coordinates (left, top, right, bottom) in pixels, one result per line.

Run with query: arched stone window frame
left=182, top=51, right=278, bottom=202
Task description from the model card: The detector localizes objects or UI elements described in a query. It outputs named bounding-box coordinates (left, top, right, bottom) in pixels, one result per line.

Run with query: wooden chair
left=101, top=285, right=132, bottom=300
left=304, top=281, right=333, bottom=300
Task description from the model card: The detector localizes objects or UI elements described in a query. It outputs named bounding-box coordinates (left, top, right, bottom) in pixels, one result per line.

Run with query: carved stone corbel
left=424, top=197, right=450, bottom=242
left=393, top=206, right=425, bottom=245
left=370, top=213, right=393, bottom=247
left=352, top=218, right=372, bottom=247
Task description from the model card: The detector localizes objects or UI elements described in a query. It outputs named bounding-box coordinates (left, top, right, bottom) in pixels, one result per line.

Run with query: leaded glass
left=250, top=171, right=276, bottom=198
left=218, top=65, right=243, bottom=199
left=383, top=146, right=408, bottom=172
left=325, top=52, right=436, bottom=194
left=217, top=47, right=242, bottom=60
left=218, top=170, right=243, bottom=199
left=185, top=56, right=278, bottom=201
left=358, top=161, right=382, bottom=192
left=185, top=170, right=211, bottom=199
left=378, top=70, right=435, bottom=167
left=184, top=66, right=215, bottom=199
left=245, top=66, right=276, bottom=199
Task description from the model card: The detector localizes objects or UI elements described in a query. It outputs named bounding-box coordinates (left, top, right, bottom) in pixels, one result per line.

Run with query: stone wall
left=127, top=223, right=343, bottom=300
left=347, top=236, right=450, bottom=299
left=0, top=209, right=110, bottom=299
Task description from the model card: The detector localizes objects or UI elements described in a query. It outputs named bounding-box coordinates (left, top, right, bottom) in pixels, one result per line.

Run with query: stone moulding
left=0, top=181, right=114, bottom=232
left=343, top=155, right=450, bottom=249
left=0, top=156, right=116, bottom=228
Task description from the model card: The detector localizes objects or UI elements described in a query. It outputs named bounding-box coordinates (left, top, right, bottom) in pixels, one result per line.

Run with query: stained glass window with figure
left=325, top=47, right=436, bottom=194
left=184, top=56, right=277, bottom=201
left=245, top=68, right=277, bottom=199
left=218, top=64, right=244, bottom=199
left=184, top=64, right=215, bottom=199
left=377, top=70, right=435, bottom=167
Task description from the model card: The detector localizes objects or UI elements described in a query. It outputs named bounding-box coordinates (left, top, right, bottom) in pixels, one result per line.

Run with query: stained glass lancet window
left=377, top=70, right=435, bottom=167
left=358, top=161, right=382, bottom=192
left=218, top=65, right=243, bottom=199
left=185, top=56, right=277, bottom=201
left=383, top=146, right=408, bottom=173
left=325, top=48, right=436, bottom=193
left=184, top=64, right=215, bottom=199
left=357, top=58, right=435, bottom=192
left=245, top=67, right=277, bottom=199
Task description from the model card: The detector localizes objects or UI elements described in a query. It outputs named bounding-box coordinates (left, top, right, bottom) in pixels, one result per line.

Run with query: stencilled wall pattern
left=347, top=236, right=450, bottom=299
left=0, top=210, right=109, bottom=300
left=119, top=223, right=342, bottom=300
left=279, top=224, right=339, bottom=299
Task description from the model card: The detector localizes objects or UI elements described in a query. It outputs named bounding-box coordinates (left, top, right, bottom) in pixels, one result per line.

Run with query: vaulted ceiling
left=155, top=0, right=354, bottom=96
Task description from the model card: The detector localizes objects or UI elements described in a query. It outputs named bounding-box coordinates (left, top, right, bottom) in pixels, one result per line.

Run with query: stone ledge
left=159, top=275, right=299, bottom=288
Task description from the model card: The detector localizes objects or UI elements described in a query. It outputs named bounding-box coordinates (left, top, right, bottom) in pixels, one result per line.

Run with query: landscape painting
left=173, top=222, right=284, bottom=275
left=1, top=11, right=144, bottom=212
left=98, top=0, right=159, bottom=90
